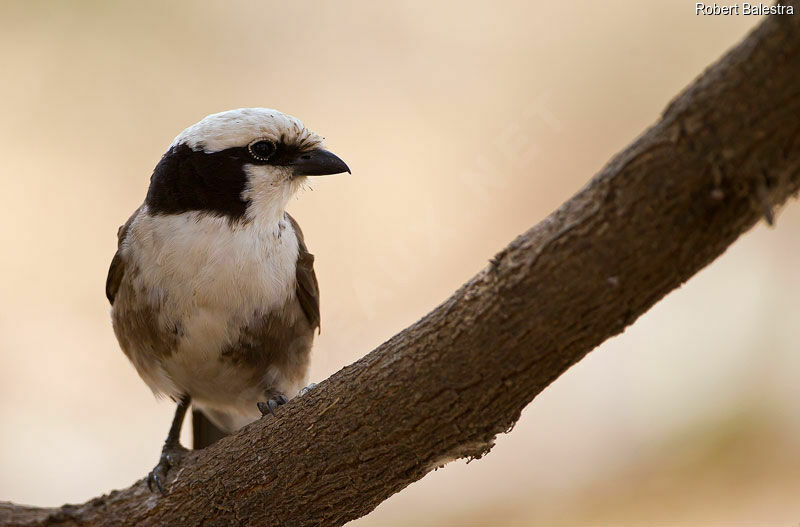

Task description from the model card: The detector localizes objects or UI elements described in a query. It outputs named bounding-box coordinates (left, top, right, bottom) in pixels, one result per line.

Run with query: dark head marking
left=145, top=140, right=318, bottom=220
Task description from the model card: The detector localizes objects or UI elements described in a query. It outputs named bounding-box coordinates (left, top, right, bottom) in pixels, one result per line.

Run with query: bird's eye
left=248, top=139, right=276, bottom=161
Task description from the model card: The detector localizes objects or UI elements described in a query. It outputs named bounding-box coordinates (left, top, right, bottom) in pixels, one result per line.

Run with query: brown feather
left=105, top=207, right=140, bottom=304
left=286, top=213, right=321, bottom=332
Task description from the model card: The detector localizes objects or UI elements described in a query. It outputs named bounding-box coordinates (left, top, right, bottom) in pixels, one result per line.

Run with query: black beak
left=290, top=148, right=350, bottom=176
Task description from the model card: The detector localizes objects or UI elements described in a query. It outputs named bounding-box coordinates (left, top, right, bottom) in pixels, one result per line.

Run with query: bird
left=105, top=108, right=349, bottom=491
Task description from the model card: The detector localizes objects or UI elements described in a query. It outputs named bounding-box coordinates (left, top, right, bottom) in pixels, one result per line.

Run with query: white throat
left=241, top=165, right=305, bottom=229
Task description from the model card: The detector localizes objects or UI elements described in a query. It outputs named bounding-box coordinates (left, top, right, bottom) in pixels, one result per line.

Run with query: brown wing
left=286, top=213, right=321, bottom=332
left=105, top=207, right=140, bottom=305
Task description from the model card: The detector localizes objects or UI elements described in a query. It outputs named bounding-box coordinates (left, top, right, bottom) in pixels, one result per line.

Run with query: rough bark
left=3, top=7, right=800, bottom=527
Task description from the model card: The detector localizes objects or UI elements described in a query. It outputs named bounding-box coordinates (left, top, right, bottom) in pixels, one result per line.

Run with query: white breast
left=120, top=206, right=300, bottom=403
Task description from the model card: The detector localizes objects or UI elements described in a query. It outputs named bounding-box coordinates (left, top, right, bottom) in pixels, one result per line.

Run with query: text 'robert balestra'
left=696, top=3, right=795, bottom=15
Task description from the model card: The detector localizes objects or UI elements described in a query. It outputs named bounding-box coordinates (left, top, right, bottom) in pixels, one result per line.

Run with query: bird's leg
left=298, top=383, right=317, bottom=396
left=147, top=394, right=190, bottom=493
left=257, top=391, right=289, bottom=417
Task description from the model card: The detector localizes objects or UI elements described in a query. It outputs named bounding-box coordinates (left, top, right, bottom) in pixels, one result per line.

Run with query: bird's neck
left=243, top=180, right=299, bottom=232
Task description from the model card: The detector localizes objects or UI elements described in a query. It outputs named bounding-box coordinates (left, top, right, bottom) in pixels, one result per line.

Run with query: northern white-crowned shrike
left=106, top=108, right=349, bottom=491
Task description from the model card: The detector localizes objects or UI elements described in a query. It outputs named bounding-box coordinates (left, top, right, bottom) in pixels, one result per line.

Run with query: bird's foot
left=147, top=443, right=188, bottom=493
left=257, top=393, right=289, bottom=417
left=298, top=383, right=317, bottom=396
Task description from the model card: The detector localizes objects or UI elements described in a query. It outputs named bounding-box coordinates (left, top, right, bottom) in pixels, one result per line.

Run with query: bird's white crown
left=171, top=108, right=323, bottom=153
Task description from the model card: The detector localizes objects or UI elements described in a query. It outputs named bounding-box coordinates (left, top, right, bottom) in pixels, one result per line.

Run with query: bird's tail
left=192, top=409, right=228, bottom=449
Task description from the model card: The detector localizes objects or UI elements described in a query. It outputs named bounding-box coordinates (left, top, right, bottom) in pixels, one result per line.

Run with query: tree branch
left=3, top=8, right=800, bottom=527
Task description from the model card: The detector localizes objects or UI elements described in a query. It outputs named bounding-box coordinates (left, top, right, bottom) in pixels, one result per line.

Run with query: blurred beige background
left=1, top=1, right=799, bottom=525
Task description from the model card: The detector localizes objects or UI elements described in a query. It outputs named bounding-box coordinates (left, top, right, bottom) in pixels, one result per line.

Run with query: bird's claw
left=257, top=393, right=289, bottom=417
left=147, top=444, right=187, bottom=493
left=298, top=383, right=317, bottom=396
